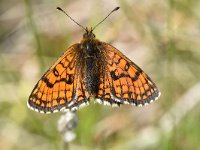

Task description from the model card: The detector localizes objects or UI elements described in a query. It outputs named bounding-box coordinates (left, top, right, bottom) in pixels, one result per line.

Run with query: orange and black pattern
left=96, top=43, right=160, bottom=106
left=28, top=28, right=161, bottom=113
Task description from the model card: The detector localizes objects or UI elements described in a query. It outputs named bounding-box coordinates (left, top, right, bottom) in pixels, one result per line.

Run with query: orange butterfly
left=28, top=7, right=161, bottom=113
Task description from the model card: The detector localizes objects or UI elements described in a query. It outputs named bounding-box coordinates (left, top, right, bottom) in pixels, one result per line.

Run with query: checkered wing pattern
left=96, top=43, right=160, bottom=106
left=28, top=44, right=90, bottom=113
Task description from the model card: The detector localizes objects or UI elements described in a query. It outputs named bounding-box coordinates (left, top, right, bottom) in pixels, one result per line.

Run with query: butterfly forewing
left=28, top=44, right=90, bottom=113
left=96, top=43, right=160, bottom=106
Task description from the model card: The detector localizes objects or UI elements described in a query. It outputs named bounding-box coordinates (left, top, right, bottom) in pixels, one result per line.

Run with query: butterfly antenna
left=57, top=7, right=86, bottom=31
left=92, top=7, right=120, bottom=31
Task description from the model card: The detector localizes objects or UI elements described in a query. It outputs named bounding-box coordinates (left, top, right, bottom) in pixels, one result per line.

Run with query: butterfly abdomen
left=81, top=40, right=102, bottom=96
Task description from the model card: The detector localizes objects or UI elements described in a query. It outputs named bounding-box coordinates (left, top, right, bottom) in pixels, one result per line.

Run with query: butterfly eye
left=90, top=33, right=95, bottom=39
left=83, top=33, right=87, bottom=38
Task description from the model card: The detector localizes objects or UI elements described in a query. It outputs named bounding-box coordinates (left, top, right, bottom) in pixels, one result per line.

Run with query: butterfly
left=27, top=7, right=161, bottom=114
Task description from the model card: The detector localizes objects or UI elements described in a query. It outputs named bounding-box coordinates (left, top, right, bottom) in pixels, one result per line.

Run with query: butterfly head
left=83, top=27, right=96, bottom=40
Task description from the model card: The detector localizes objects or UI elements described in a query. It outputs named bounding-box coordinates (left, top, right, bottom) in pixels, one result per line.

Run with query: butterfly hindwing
left=28, top=44, right=90, bottom=113
left=96, top=43, right=160, bottom=106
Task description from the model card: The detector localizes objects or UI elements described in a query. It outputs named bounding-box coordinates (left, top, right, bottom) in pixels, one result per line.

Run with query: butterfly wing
left=28, top=44, right=90, bottom=113
left=96, top=43, right=161, bottom=106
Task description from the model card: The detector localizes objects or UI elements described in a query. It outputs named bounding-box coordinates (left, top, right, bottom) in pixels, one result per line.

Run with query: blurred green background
left=1, top=0, right=200, bottom=150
